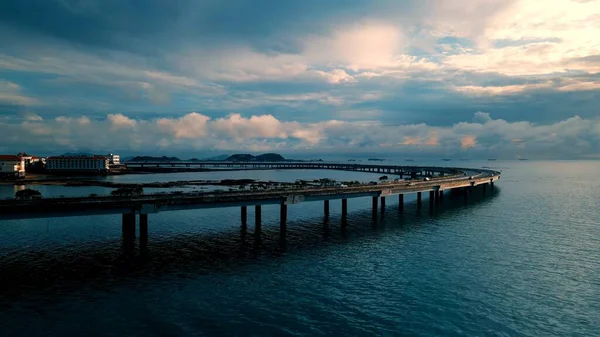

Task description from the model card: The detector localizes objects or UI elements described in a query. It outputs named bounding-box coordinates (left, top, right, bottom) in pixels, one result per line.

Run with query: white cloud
left=461, top=135, right=478, bottom=149
left=314, top=69, right=355, bottom=84
left=212, top=114, right=287, bottom=141
left=156, top=112, right=210, bottom=139
left=55, top=116, right=90, bottom=125
left=454, top=83, right=553, bottom=95
left=302, top=22, right=403, bottom=71
left=108, top=113, right=137, bottom=129
left=442, top=0, right=600, bottom=77
left=26, top=114, right=44, bottom=121
left=0, top=80, right=39, bottom=106
left=1, top=111, right=599, bottom=158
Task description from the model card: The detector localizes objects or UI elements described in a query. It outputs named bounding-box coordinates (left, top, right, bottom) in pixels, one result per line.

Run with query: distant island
left=203, top=154, right=230, bottom=161
left=127, top=153, right=288, bottom=163
left=62, top=152, right=94, bottom=156
left=225, top=153, right=286, bottom=162
left=368, top=158, right=385, bottom=162
left=131, top=156, right=181, bottom=162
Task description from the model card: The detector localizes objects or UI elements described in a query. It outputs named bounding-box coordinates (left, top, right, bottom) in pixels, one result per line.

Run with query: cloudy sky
left=1, top=0, right=599, bottom=159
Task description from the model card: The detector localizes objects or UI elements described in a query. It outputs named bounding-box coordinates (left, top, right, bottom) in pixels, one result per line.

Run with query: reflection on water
left=1, top=160, right=600, bottom=336
left=0, top=188, right=496, bottom=302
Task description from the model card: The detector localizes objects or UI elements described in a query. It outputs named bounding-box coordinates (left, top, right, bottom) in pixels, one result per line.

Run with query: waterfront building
left=108, top=153, right=120, bottom=165
left=46, top=155, right=109, bottom=172
left=17, top=152, right=42, bottom=170
left=0, top=155, right=25, bottom=178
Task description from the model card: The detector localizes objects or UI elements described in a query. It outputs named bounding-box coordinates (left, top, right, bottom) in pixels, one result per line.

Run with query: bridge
left=124, top=161, right=455, bottom=178
left=0, top=164, right=500, bottom=250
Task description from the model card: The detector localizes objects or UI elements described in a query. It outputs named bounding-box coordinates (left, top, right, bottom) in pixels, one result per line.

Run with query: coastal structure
left=108, top=153, right=120, bottom=165
left=46, top=155, right=109, bottom=172
left=16, top=153, right=42, bottom=168
left=0, top=155, right=25, bottom=178
left=0, top=164, right=500, bottom=252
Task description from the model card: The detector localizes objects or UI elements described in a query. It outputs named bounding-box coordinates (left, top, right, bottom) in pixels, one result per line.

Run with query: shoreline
left=3, top=176, right=301, bottom=189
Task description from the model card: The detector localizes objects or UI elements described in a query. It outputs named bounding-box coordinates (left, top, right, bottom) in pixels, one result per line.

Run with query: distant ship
left=487, top=158, right=497, bottom=161
left=368, top=158, right=385, bottom=162
left=442, top=159, right=452, bottom=161
left=518, top=158, right=528, bottom=161
left=405, top=159, right=414, bottom=162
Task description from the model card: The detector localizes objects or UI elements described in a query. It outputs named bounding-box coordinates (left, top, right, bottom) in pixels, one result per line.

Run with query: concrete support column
left=372, top=196, right=378, bottom=216
left=463, top=187, right=469, bottom=202
left=398, top=194, right=404, bottom=210
left=429, top=190, right=435, bottom=208
left=491, top=182, right=494, bottom=190
left=241, top=206, right=247, bottom=227
left=280, top=203, right=287, bottom=232
left=439, top=190, right=444, bottom=202
left=139, top=213, right=148, bottom=249
left=483, top=183, right=487, bottom=195
left=122, top=212, right=136, bottom=239
left=417, top=192, right=422, bottom=206
left=255, top=205, right=262, bottom=231
left=341, top=198, right=348, bottom=225
left=324, top=200, right=330, bottom=217
left=380, top=196, right=386, bottom=213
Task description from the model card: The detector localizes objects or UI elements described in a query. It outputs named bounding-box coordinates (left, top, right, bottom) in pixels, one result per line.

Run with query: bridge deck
left=0, top=166, right=500, bottom=220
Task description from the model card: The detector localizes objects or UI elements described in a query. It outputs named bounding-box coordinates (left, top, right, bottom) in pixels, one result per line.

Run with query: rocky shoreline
left=4, top=176, right=298, bottom=189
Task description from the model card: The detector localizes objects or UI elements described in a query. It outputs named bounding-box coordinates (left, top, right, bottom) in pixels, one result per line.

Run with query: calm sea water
left=1, top=160, right=599, bottom=336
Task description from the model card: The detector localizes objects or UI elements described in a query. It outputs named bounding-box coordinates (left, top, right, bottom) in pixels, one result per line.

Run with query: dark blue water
left=1, top=160, right=599, bottom=336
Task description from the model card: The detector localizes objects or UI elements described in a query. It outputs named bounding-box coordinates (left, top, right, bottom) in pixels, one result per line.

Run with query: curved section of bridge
left=125, top=161, right=462, bottom=178
left=0, top=164, right=500, bottom=249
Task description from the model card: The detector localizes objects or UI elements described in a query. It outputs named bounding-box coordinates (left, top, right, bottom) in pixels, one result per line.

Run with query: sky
left=1, top=0, right=600, bottom=159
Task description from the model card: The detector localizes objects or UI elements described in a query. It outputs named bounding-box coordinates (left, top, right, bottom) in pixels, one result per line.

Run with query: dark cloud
left=1, top=0, right=599, bottom=158
left=0, top=0, right=390, bottom=53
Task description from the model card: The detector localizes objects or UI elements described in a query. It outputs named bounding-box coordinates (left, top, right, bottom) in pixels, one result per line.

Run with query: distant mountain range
left=202, top=154, right=229, bottom=161
left=126, top=153, right=287, bottom=162
left=130, top=156, right=181, bottom=162
left=62, top=152, right=94, bottom=156
left=225, top=153, right=286, bottom=162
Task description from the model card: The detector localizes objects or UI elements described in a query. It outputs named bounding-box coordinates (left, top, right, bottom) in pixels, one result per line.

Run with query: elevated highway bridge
left=0, top=164, right=500, bottom=249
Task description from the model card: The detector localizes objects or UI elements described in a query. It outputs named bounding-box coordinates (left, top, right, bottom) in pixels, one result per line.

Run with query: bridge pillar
left=417, top=192, right=422, bottom=206
left=139, top=213, right=148, bottom=249
left=341, top=199, right=348, bottom=226
left=372, top=196, right=378, bottom=217
left=280, top=203, right=287, bottom=232
left=429, top=191, right=435, bottom=208
left=438, top=190, right=444, bottom=202
left=121, top=212, right=135, bottom=254
left=255, top=205, right=262, bottom=231
left=398, top=194, right=404, bottom=211
left=122, top=212, right=135, bottom=239
left=324, top=200, right=330, bottom=217
left=482, top=183, right=487, bottom=195
left=491, top=182, right=494, bottom=190
left=241, top=206, right=247, bottom=227
left=380, top=196, right=386, bottom=213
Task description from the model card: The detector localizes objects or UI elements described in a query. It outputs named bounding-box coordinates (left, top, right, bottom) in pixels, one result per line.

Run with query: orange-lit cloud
left=461, top=135, right=477, bottom=149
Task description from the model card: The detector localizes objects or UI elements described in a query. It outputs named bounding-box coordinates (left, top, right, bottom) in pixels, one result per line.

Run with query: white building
left=108, top=153, right=120, bottom=165
left=0, top=155, right=25, bottom=178
left=46, top=155, right=109, bottom=172
left=17, top=153, right=41, bottom=169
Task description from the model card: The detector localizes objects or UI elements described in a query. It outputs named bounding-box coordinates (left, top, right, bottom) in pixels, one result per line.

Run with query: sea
left=0, top=159, right=599, bottom=336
